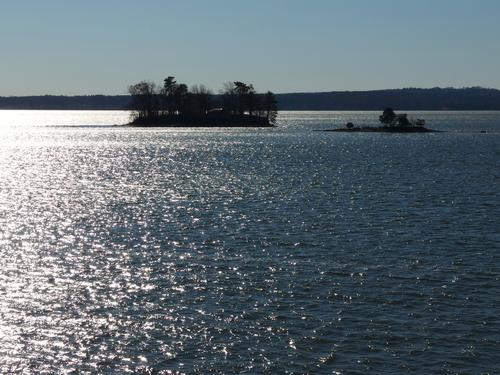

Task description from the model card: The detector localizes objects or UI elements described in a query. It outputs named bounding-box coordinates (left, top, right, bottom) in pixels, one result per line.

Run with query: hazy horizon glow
left=1, top=0, right=499, bottom=96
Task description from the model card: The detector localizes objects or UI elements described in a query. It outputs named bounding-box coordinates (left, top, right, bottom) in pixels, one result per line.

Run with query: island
left=127, top=77, right=277, bottom=127
left=324, top=108, right=438, bottom=133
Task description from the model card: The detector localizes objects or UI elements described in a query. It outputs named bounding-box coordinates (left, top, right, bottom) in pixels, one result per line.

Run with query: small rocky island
left=325, top=108, right=437, bottom=133
left=128, top=77, right=277, bottom=127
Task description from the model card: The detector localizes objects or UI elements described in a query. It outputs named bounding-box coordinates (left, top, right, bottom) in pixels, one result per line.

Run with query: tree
left=221, top=82, right=238, bottom=114
left=233, top=81, right=255, bottom=115
left=188, top=84, right=212, bottom=115
left=128, top=81, right=159, bottom=119
left=173, top=83, right=188, bottom=114
left=379, top=108, right=413, bottom=127
left=128, top=76, right=277, bottom=126
left=246, top=90, right=259, bottom=116
left=264, top=91, right=278, bottom=125
left=162, top=76, right=177, bottom=115
left=379, top=107, right=397, bottom=125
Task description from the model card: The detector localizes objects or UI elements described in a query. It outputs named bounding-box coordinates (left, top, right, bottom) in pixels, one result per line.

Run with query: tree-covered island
left=128, top=77, right=277, bottom=127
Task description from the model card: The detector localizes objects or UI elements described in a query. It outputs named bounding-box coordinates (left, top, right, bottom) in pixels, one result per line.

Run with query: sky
left=1, top=0, right=499, bottom=95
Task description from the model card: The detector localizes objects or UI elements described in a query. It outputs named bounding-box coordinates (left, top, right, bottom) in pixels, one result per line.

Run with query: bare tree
left=221, top=82, right=238, bottom=114
left=128, top=81, right=159, bottom=119
left=189, top=84, right=212, bottom=115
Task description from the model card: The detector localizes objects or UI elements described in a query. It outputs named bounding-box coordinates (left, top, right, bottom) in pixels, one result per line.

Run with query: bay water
left=0, top=111, right=499, bottom=374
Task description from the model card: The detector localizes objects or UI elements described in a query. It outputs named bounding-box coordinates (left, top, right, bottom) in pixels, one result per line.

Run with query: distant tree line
left=2, top=87, right=500, bottom=111
left=0, top=95, right=131, bottom=110
left=127, top=77, right=278, bottom=124
left=276, top=87, right=500, bottom=111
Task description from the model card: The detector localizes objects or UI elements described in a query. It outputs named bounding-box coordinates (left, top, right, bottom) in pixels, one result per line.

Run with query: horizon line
left=1, top=86, right=499, bottom=98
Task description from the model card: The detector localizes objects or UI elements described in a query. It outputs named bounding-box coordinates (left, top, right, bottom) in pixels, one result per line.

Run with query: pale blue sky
left=1, top=0, right=499, bottom=95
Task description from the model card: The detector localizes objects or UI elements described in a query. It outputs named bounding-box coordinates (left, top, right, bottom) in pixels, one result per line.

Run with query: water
left=0, top=110, right=499, bottom=374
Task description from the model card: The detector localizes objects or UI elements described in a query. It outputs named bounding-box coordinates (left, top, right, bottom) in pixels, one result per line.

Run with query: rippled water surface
left=0, top=111, right=499, bottom=374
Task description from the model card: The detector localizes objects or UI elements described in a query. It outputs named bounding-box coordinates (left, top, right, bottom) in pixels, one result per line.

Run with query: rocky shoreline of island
left=323, top=126, right=438, bottom=133
left=323, top=108, right=439, bottom=133
left=129, top=112, right=273, bottom=127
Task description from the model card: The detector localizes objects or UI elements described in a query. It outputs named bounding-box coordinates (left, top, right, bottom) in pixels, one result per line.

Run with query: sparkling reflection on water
left=0, top=111, right=499, bottom=374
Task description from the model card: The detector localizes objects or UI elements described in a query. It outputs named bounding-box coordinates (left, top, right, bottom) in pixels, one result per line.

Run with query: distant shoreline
left=2, top=87, right=500, bottom=111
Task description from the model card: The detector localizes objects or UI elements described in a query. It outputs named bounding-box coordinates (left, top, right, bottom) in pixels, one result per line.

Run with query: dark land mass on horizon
left=1, top=87, right=500, bottom=111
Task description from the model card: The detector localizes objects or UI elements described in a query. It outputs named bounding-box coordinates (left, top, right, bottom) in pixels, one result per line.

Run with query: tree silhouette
left=162, top=76, right=177, bottom=115
left=188, top=85, right=212, bottom=115
left=173, top=84, right=188, bottom=114
left=379, top=107, right=396, bottom=125
left=379, top=108, right=413, bottom=127
left=128, top=81, right=158, bottom=119
left=128, top=77, right=277, bottom=126
left=233, top=81, right=255, bottom=115
left=221, top=82, right=238, bottom=114
left=264, top=91, right=278, bottom=124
